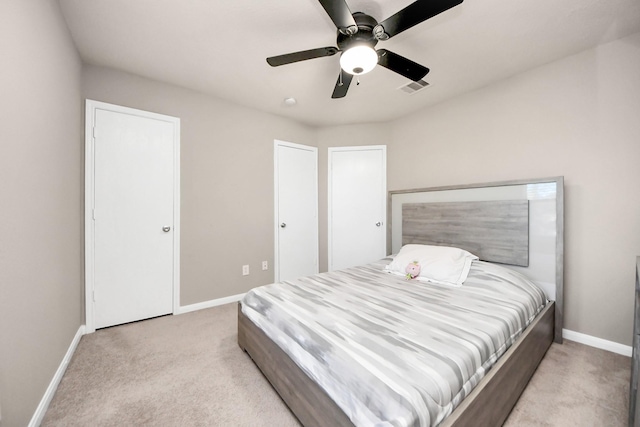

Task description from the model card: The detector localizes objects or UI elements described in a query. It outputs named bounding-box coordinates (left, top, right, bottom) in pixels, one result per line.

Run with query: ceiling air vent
left=398, top=79, right=430, bottom=94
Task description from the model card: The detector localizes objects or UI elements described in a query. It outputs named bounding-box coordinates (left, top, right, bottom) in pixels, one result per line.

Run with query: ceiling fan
left=266, top=0, right=464, bottom=99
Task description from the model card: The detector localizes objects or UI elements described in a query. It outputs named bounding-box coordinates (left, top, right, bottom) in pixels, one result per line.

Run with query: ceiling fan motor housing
left=336, top=12, right=379, bottom=51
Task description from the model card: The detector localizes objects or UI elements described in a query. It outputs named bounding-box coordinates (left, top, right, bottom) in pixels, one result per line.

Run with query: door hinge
left=92, top=208, right=96, bottom=220
left=92, top=289, right=96, bottom=302
left=92, top=126, right=96, bottom=140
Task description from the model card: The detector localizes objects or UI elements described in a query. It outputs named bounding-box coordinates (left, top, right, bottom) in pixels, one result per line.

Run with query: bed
left=238, top=177, right=564, bottom=427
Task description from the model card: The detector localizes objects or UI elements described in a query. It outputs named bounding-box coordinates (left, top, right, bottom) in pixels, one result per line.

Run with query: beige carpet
left=43, top=303, right=631, bottom=426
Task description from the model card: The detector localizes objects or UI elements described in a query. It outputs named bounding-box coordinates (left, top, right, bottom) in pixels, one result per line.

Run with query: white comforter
left=241, top=258, right=547, bottom=427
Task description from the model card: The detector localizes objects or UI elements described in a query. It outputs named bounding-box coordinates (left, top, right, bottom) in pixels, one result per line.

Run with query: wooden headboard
left=388, top=177, right=564, bottom=343
left=402, top=200, right=529, bottom=266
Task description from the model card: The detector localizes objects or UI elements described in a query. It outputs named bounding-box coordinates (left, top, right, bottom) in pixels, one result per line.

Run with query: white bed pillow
left=385, top=244, right=479, bottom=287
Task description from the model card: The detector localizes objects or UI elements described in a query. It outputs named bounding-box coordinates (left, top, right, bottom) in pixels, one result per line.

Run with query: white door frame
left=327, top=145, right=387, bottom=272
left=84, top=100, right=181, bottom=333
left=273, top=140, right=319, bottom=282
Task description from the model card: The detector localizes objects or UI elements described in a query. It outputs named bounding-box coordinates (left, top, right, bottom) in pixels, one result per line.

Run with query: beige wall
left=82, top=65, right=316, bottom=305
left=387, top=32, right=640, bottom=345
left=0, top=1, right=83, bottom=425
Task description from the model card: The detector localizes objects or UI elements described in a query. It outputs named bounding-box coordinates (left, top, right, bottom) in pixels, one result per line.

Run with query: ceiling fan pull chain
left=356, top=76, right=360, bottom=86
left=338, top=70, right=343, bottom=87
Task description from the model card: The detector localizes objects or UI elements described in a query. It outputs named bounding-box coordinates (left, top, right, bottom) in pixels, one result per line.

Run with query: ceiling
left=58, top=0, right=640, bottom=127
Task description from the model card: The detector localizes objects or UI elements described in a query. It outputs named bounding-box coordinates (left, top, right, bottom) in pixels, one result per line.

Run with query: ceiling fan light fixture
left=339, top=45, right=378, bottom=75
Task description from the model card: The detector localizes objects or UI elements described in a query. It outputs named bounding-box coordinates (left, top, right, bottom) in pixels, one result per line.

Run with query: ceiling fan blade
left=375, top=0, right=463, bottom=39
left=331, top=70, right=354, bottom=98
left=377, top=49, right=430, bottom=82
left=317, top=0, right=357, bottom=34
left=267, top=47, right=339, bottom=67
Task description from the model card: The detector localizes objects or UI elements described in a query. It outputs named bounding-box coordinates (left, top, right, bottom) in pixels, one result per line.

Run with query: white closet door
left=275, top=141, right=318, bottom=282
left=90, top=103, right=178, bottom=329
left=329, top=146, right=386, bottom=271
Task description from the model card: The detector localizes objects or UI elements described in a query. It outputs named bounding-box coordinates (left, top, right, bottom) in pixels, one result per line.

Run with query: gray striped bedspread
left=241, top=258, right=548, bottom=427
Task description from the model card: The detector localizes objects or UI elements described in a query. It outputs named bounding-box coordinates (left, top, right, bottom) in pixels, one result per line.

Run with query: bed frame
left=238, top=177, right=564, bottom=426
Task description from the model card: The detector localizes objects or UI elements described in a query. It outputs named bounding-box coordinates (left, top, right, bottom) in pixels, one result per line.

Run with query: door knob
left=375, top=222, right=382, bottom=227
left=280, top=223, right=287, bottom=228
left=162, top=226, right=171, bottom=232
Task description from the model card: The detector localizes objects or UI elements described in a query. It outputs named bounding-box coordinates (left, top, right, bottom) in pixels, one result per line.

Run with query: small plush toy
left=405, top=261, right=421, bottom=280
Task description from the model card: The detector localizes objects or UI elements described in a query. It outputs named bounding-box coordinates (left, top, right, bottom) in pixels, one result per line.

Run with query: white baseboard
left=176, top=293, right=246, bottom=315
left=563, top=329, right=632, bottom=357
left=29, top=325, right=85, bottom=427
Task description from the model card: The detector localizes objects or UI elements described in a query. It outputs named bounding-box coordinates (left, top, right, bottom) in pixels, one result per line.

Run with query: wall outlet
left=242, top=265, right=250, bottom=276
left=262, top=261, right=268, bottom=271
